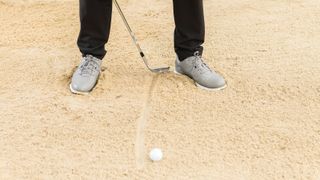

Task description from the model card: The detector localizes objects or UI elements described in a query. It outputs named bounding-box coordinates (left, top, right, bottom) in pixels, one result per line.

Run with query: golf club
left=113, top=0, right=170, bottom=73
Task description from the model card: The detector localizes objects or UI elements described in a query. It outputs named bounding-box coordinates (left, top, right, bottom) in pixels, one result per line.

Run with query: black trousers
left=77, top=0, right=205, bottom=60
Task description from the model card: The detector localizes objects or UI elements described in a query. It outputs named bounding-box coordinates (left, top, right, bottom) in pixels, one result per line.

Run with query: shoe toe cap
left=71, top=75, right=97, bottom=93
left=70, top=82, right=92, bottom=93
left=212, top=75, right=226, bottom=88
left=198, top=73, right=226, bottom=90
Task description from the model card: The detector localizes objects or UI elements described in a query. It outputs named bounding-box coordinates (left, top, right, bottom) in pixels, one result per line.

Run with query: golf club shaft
left=113, top=0, right=149, bottom=65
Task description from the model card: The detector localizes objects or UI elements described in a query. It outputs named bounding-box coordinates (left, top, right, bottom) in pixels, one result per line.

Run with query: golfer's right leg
left=70, top=0, right=113, bottom=94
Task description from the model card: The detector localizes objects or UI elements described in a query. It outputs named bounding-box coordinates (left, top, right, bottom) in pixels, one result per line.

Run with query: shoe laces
left=192, top=51, right=212, bottom=74
left=79, top=55, right=100, bottom=76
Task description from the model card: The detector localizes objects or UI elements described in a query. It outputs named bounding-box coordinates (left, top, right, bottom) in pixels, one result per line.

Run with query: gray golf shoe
left=175, top=52, right=226, bottom=91
left=70, top=55, right=102, bottom=94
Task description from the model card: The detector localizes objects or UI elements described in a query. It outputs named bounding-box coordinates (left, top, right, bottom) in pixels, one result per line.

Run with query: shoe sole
left=69, top=84, right=91, bottom=95
left=174, top=69, right=227, bottom=91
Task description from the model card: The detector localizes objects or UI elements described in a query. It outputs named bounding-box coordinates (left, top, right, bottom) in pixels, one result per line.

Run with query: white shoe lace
left=193, top=51, right=212, bottom=74
left=79, top=55, right=100, bottom=76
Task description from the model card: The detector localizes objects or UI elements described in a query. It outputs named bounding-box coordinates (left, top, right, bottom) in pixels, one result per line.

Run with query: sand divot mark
left=135, top=74, right=159, bottom=169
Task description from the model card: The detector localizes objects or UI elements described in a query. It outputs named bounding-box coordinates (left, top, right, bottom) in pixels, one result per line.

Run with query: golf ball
left=149, top=148, right=163, bottom=161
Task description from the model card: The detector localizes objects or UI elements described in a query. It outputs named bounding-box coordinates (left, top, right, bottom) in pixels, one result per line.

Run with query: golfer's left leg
left=173, top=0, right=226, bottom=90
left=173, top=0, right=205, bottom=60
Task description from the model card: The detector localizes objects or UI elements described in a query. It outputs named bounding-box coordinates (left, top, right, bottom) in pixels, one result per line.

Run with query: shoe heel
left=174, top=69, right=183, bottom=75
left=174, top=61, right=184, bottom=75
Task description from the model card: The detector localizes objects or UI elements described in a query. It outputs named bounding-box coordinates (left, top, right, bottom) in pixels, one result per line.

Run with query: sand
left=0, top=0, right=320, bottom=179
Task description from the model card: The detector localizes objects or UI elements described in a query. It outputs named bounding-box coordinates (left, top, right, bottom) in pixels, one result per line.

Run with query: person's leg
left=70, top=0, right=112, bottom=94
left=77, top=0, right=113, bottom=60
left=173, top=0, right=226, bottom=90
left=173, top=0, right=205, bottom=61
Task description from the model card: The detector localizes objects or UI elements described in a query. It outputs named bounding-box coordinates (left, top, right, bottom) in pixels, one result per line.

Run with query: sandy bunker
left=0, top=0, right=320, bottom=179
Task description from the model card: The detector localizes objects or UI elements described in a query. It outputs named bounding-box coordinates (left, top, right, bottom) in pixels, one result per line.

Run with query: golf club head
left=150, top=67, right=170, bottom=73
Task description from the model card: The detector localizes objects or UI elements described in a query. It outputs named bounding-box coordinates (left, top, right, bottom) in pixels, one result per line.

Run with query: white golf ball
left=149, top=148, right=163, bottom=161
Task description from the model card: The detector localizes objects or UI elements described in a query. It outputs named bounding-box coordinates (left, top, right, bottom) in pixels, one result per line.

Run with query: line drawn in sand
left=135, top=74, right=159, bottom=169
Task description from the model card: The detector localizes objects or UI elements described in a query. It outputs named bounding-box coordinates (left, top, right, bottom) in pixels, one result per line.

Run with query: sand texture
left=0, top=0, right=320, bottom=179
